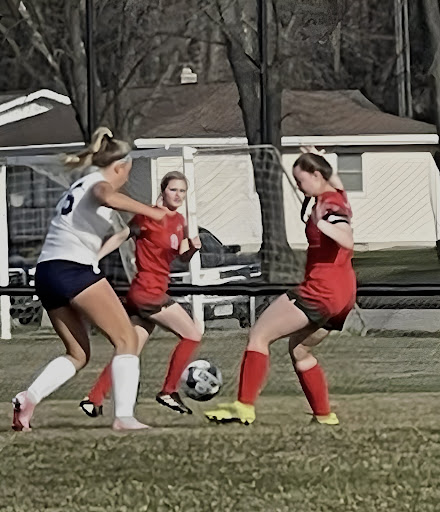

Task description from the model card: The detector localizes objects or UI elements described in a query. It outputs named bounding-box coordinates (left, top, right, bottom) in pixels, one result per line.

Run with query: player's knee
left=66, top=350, right=90, bottom=370
left=293, top=349, right=317, bottom=372
left=112, top=327, right=138, bottom=353
left=190, top=329, right=203, bottom=343
left=180, top=325, right=203, bottom=343
left=305, top=329, right=329, bottom=347
left=248, top=327, right=271, bottom=352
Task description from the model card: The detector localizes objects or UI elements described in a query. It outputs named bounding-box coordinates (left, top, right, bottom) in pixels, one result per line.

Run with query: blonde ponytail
left=89, top=127, right=113, bottom=154
left=63, top=127, right=131, bottom=169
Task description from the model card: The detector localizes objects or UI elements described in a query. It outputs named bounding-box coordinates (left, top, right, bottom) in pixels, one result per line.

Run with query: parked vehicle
left=8, top=228, right=263, bottom=328
left=169, top=227, right=261, bottom=328
left=8, top=260, right=43, bottom=325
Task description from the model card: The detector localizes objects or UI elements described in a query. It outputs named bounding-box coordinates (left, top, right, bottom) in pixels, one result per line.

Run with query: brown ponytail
left=293, top=153, right=333, bottom=181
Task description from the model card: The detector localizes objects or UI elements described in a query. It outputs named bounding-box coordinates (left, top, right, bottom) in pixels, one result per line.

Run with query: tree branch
left=121, top=49, right=181, bottom=132
left=203, top=2, right=259, bottom=70
left=0, top=21, right=44, bottom=85
left=16, top=1, right=61, bottom=75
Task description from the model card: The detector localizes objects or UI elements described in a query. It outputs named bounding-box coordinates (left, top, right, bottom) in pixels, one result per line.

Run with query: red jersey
left=299, top=189, right=356, bottom=317
left=127, top=210, right=185, bottom=306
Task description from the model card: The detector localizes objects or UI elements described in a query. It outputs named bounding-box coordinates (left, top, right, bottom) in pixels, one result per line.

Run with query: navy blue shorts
left=35, top=260, right=105, bottom=311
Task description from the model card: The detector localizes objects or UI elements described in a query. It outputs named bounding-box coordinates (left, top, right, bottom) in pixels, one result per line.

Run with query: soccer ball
left=180, top=360, right=222, bottom=401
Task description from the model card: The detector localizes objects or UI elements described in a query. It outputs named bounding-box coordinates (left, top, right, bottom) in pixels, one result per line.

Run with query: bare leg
left=205, top=294, right=313, bottom=424
left=248, top=294, right=310, bottom=354
left=149, top=303, right=202, bottom=341
left=72, top=280, right=148, bottom=430
left=49, top=306, right=91, bottom=370
left=82, top=316, right=155, bottom=417
left=71, top=279, right=138, bottom=354
left=132, top=315, right=155, bottom=355
left=12, top=306, right=90, bottom=431
left=288, top=327, right=330, bottom=372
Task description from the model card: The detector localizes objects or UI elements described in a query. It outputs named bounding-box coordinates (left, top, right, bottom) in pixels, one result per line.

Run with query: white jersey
left=38, top=171, right=115, bottom=266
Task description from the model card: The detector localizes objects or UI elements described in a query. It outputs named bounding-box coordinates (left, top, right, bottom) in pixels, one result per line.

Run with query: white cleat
left=112, top=416, right=151, bottom=431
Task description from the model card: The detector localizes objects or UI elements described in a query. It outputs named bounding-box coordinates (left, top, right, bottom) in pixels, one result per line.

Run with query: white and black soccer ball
left=180, top=360, right=222, bottom=401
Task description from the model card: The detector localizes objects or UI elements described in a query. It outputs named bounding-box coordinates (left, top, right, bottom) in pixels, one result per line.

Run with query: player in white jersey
left=11, top=127, right=166, bottom=432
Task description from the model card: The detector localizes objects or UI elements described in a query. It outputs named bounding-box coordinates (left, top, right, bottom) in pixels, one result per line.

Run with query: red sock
left=238, top=350, right=269, bottom=405
left=296, top=363, right=330, bottom=416
left=162, top=338, right=199, bottom=394
left=89, top=362, right=112, bottom=407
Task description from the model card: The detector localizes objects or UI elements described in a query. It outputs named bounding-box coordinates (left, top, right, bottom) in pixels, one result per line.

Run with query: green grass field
left=1, top=327, right=440, bottom=511
left=353, top=247, right=440, bottom=285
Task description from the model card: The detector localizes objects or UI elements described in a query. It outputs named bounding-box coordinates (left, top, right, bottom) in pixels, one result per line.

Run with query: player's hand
left=189, top=236, right=201, bottom=250
left=150, top=208, right=167, bottom=222
left=300, top=145, right=326, bottom=156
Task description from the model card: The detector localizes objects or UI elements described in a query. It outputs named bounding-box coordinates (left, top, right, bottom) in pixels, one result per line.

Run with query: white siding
left=194, top=154, right=262, bottom=248
left=282, top=151, right=437, bottom=248
left=157, top=153, right=263, bottom=249
left=156, top=150, right=437, bottom=251
left=350, top=153, right=435, bottom=246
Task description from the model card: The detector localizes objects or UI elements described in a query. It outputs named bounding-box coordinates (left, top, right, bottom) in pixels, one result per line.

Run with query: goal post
left=0, top=145, right=211, bottom=336
left=182, top=146, right=204, bottom=332
left=0, top=161, right=11, bottom=339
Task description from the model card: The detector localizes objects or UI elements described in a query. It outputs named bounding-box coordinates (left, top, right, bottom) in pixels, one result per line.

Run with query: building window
left=337, top=154, right=363, bottom=192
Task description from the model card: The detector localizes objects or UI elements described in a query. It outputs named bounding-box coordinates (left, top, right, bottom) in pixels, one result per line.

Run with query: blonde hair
left=160, top=171, right=188, bottom=193
left=64, top=127, right=132, bottom=169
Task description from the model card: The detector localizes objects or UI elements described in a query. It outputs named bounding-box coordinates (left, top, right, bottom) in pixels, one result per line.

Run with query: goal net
left=1, top=144, right=306, bottom=337
left=2, top=144, right=440, bottom=341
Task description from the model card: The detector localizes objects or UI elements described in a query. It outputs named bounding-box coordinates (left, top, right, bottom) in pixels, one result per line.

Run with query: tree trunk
left=217, top=0, right=302, bottom=282
left=421, top=0, right=440, bottom=258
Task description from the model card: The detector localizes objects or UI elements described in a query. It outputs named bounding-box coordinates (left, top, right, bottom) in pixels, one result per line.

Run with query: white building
left=0, top=86, right=438, bottom=251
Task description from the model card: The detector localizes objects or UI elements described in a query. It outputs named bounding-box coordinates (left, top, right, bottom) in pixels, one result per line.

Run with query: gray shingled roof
left=0, top=84, right=436, bottom=147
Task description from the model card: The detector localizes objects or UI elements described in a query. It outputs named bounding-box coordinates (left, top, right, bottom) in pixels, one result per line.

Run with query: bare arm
left=316, top=220, right=354, bottom=250
left=179, top=235, right=202, bottom=262
left=93, top=182, right=166, bottom=222
left=97, top=226, right=130, bottom=261
left=179, top=237, right=202, bottom=262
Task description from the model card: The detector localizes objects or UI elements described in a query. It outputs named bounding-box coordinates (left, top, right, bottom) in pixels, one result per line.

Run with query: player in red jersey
left=80, top=170, right=203, bottom=417
left=205, top=150, right=355, bottom=425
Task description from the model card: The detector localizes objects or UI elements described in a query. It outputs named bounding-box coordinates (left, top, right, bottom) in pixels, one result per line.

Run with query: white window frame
left=337, top=153, right=365, bottom=197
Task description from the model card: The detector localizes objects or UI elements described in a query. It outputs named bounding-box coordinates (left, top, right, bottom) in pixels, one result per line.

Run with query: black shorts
left=286, top=289, right=353, bottom=331
left=35, top=260, right=105, bottom=311
left=125, top=296, right=175, bottom=320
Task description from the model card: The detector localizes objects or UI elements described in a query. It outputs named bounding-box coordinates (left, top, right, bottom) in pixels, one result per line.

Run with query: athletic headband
left=117, top=153, right=132, bottom=164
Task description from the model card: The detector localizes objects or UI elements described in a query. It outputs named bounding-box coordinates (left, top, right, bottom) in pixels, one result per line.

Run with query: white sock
left=27, top=356, right=76, bottom=404
left=112, top=354, right=140, bottom=418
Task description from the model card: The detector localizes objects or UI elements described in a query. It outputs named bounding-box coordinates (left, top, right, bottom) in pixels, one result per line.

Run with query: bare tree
left=419, top=0, right=440, bottom=256
left=0, top=0, right=195, bottom=139
left=198, top=0, right=345, bottom=281
left=421, top=0, right=440, bottom=133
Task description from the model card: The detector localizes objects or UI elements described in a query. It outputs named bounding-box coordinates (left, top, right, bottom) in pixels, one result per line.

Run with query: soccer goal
left=4, top=142, right=439, bottom=340
left=1, top=143, right=306, bottom=339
